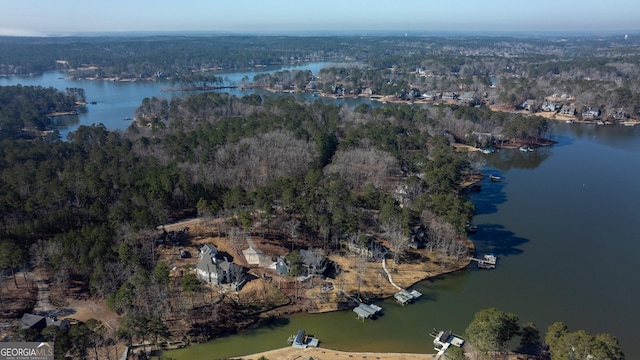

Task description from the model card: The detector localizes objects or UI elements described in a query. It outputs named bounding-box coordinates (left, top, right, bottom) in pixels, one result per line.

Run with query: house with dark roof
left=20, top=314, right=70, bottom=333
left=560, top=105, right=576, bottom=116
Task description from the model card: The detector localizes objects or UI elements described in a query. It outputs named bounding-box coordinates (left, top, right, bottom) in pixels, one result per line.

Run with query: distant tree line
left=3, top=34, right=640, bottom=115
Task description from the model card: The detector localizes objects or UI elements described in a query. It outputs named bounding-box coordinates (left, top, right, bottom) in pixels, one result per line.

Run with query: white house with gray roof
left=196, top=251, right=243, bottom=286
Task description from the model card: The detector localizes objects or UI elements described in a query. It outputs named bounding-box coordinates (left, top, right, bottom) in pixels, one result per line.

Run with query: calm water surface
left=2, top=68, right=638, bottom=358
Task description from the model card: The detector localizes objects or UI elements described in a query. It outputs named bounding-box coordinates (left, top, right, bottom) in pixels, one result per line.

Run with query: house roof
left=20, top=313, right=46, bottom=329
left=196, top=253, right=232, bottom=273
left=458, top=92, right=475, bottom=100
left=200, top=244, right=218, bottom=255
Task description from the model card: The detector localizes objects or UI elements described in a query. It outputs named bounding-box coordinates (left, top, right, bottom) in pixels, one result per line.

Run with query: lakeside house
left=441, top=92, right=458, bottom=101
left=457, top=92, right=475, bottom=104
left=361, top=87, right=373, bottom=96
left=273, top=256, right=291, bottom=275
left=541, top=99, right=558, bottom=112
left=582, top=107, right=600, bottom=119
left=560, top=105, right=576, bottom=116
left=270, top=249, right=332, bottom=278
left=421, top=91, right=439, bottom=101
left=199, top=243, right=218, bottom=256
left=196, top=244, right=245, bottom=288
left=20, top=313, right=70, bottom=333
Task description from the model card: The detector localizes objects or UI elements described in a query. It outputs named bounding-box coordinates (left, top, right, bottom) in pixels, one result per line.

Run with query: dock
left=288, top=329, right=319, bottom=349
left=430, top=329, right=464, bottom=359
left=470, top=253, right=497, bottom=269
left=393, top=289, right=422, bottom=305
left=353, top=303, right=383, bottom=320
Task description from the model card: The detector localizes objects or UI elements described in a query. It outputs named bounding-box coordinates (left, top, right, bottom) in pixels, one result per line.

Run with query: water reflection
left=484, top=146, right=552, bottom=171
left=561, top=122, right=640, bottom=152
left=415, top=269, right=472, bottom=299
left=49, top=114, right=80, bottom=129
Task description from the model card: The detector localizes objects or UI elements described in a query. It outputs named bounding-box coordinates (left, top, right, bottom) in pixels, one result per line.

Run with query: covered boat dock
left=353, top=303, right=383, bottom=320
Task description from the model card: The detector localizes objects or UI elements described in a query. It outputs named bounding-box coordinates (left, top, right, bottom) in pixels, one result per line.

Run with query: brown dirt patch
left=232, top=346, right=435, bottom=360
left=157, top=217, right=473, bottom=315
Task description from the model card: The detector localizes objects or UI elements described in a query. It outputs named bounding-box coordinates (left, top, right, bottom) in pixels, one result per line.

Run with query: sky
left=1, top=0, right=639, bottom=36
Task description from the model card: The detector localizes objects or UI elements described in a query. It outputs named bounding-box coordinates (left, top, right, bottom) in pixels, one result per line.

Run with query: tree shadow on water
left=255, top=314, right=290, bottom=329
left=472, top=223, right=527, bottom=258
left=469, top=179, right=507, bottom=216
left=415, top=225, right=527, bottom=302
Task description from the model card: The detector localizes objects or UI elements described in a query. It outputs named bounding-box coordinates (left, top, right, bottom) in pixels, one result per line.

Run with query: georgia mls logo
left=0, top=342, right=54, bottom=360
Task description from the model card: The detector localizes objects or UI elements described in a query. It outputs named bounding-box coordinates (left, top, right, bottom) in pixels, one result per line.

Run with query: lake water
left=0, top=62, right=374, bottom=139
left=2, top=67, right=639, bottom=358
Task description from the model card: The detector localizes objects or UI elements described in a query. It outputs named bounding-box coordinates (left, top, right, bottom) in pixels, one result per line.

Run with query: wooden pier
left=470, top=254, right=497, bottom=269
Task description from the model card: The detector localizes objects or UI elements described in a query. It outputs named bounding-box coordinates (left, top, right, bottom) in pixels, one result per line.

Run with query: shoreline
left=231, top=346, right=435, bottom=360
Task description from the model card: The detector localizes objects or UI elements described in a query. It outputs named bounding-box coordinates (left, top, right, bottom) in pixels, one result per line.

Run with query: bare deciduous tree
left=283, top=218, right=300, bottom=251
left=227, top=227, right=245, bottom=263
left=383, top=221, right=408, bottom=271
left=202, top=130, right=317, bottom=190
left=325, top=147, right=398, bottom=192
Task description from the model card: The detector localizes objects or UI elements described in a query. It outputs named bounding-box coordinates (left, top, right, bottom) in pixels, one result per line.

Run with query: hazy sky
left=1, top=0, right=639, bottom=36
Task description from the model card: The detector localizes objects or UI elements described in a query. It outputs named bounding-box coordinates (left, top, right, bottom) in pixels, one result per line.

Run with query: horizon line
left=1, top=29, right=640, bottom=38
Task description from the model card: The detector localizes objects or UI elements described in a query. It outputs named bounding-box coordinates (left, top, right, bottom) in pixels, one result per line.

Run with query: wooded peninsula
left=0, top=34, right=632, bottom=359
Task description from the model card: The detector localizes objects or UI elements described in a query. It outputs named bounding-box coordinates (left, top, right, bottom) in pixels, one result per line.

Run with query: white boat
left=489, top=174, right=501, bottom=182
left=478, top=147, right=497, bottom=154
left=518, top=146, right=533, bottom=152
left=566, top=120, right=574, bottom=124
